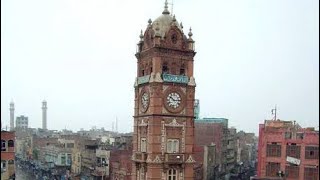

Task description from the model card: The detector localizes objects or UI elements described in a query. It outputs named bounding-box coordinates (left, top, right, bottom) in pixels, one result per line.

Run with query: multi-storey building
left=257, top=119, right=319, bottom=180
left=1, top=130, right=15, bottom=180
left=15, top=115, right=28, bottom=129
left=227, top=127, right=237, bottom=172
left=236, top=130, right=257, bottom=168
left=132, top=0, right=196, bottom=179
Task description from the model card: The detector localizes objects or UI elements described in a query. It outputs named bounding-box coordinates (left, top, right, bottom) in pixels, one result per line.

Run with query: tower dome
left=151, top=0, right=181, bottom=38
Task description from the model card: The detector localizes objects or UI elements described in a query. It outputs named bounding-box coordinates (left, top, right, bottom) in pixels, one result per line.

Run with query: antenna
left=271, top=105, right=277, bottom=121
left=116, top=117, right=118, bottom=133
left=168, top=0, right=174, bottom=15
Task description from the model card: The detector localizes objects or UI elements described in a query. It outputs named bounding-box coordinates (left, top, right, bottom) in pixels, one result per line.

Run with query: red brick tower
left=132, top=1, right=196, bottom=179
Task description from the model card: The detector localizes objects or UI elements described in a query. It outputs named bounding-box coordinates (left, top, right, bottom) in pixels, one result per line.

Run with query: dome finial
left=139, top=30, right=144, bottom=41
left=188, top=27, right=193, bottom=37
left=162, top=0, right=170, bottom=14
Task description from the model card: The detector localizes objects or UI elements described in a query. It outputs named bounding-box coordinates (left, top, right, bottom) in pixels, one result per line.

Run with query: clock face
left=141, top=92, right=149, bottom=111
left=166, top=92, right=181, bottom=109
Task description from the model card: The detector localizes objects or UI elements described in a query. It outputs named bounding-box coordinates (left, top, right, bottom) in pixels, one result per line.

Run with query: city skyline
left=1, top=0, right=319, bottom=134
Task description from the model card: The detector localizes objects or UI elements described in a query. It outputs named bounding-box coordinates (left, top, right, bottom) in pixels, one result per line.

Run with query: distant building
left=257, top=119, right=319, bottom=180
left=1, top=130, right=15, bottom=180
left=195, top=118, right=232, bottom=179
left=16, top=115, right=28, bottom=129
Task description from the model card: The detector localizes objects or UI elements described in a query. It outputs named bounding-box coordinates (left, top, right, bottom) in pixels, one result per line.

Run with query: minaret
left=42, top=100, right=47, bottom=130
left=9, top=101, right=14, bottom=131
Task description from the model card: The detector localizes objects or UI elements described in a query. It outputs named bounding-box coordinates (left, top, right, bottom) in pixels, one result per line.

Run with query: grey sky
left=1, top=0, right=319, bottom=135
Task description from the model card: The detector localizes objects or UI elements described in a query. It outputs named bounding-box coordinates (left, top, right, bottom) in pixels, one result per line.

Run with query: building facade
left=16, top=115, right=28, bottom=129
left=1, top=130, right=15, bottom=180
left=257, top=120, right=319, bottom=180
left=132, top=1, right=197, bottom=179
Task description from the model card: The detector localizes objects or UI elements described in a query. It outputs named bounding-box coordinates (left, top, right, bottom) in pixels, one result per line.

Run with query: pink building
left=257, top=120, right=319, bottom=180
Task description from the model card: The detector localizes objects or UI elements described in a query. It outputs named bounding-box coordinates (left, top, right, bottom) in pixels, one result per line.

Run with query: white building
left=16, top=116, right=28, bottom=129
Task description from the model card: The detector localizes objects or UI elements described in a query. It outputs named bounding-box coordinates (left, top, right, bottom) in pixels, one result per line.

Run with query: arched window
left=168, top=169, right=178, bottom=180
left=8, top=140, right=14, bottom=147
left=162, top=62, right=169, bottom=74
left=180, top=64, right=186, bottom=75
left=8, top=160, right=14, bottom=164
left=1, top=140, right=6, bottom=151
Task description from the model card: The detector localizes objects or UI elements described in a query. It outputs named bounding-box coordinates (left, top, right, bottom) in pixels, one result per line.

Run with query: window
left=286, top=165, right=299, bottom=178
left=8, top=160, right=14, bottom=164
left=1, top=160, right=6, bottom=171
left=168, top=169, right=178, bottom=180
left=179, top=68, right=185, bottom=75
left=142, top=70, right=145, bottom=76
left=286, top=144, right=301, bottom=158
left=162, top=63, right=169, bottom=74
left=296, top=133, right=304, bottom=139
left=1, top=140, right=6, bottom=151
left=305, top=146, right=319, bottom=159
left=167, top=139, right=179, bottom=153
left=141, top=138, right=147, bottom=153
left=284, top=132, right=292, bottom=139
left=304, top=167, right=318, bottom=180
left=66, top=143, right=74, bottom=148
left=61, top=154, right=66, bottom=165
left=267, top=144, right=281, bottom=157
left=266, top=162, right=280, bottom=177
left=8, top=140, right=14, bottom=148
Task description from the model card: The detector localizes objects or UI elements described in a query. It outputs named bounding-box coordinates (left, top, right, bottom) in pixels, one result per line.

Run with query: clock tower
left=132, top=1, right=196, bottom=179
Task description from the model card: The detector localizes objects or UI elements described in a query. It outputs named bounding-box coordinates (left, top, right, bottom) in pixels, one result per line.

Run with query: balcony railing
left=162, top=74, right=189, bottom=84
left=165, top=154, right=184, bottom=164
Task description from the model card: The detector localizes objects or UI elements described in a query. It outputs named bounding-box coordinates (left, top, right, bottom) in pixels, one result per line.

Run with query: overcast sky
left=1, top=0, right=319, bottom=135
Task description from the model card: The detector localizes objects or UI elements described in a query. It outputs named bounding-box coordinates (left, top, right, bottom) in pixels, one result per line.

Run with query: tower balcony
left=133, top=152, right=148, bottom=162
left=165, top=153, right=185, bottom=164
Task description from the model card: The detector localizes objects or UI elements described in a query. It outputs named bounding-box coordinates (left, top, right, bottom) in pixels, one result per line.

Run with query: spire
left=162, top=0, right=170, bottom=15
left=188, top=27, right=193, bottom=39
left=139, top=30, right=144, bottom=41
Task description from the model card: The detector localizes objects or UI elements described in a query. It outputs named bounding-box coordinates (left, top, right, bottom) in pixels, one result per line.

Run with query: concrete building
left=195, top=118, right=230, bottom=178
left=227, top=127, right=237, bottom=173
left=236, top=131, right=258, bottom=168
left=9, top=102, right=14, bottom=131
left=1, top=130, right=15, bottom=180
left=257, top=119, right=319, bottom=180
left=132, top=0, right=196, bottom=179
left=42, top=100, right=47, bottom=130
left=15, top=115, right=28, bottom=129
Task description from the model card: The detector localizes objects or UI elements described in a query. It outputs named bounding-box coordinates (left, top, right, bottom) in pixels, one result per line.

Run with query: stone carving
left=188, top=76, right=196, bottom=86
left=139, top=119, right=148, bottom=126
left=134, top=77, right=138, bottom=87
left=153, top=155, right=162, bottom=163
left=149, top=72, right=155, bottom=82
left=165, top=118, right=184, bottom=127
left=185, top=155, right=196, bottom=163
left=146, top=156, right=153, bottom=163
left=154, top=72, right=163, bottom=82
